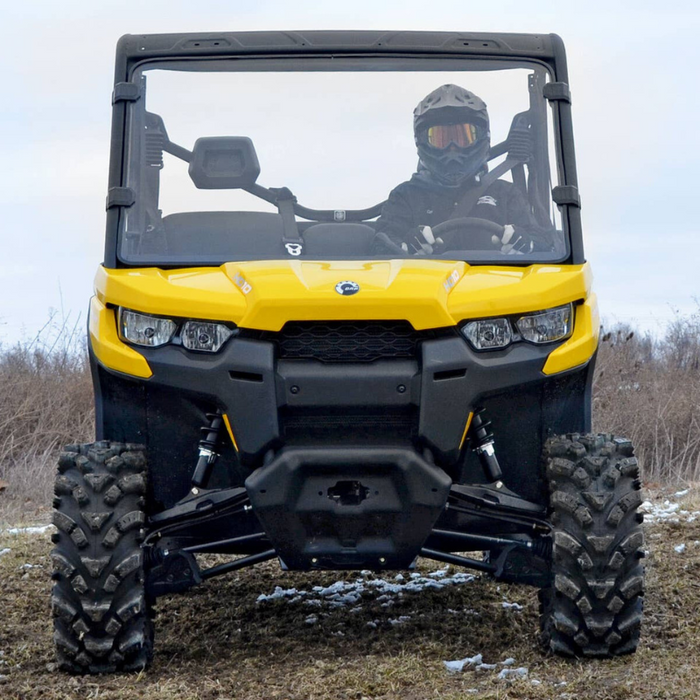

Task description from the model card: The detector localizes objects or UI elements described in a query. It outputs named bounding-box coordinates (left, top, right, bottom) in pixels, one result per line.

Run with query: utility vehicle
left=51, top=31, right=644, bottom=672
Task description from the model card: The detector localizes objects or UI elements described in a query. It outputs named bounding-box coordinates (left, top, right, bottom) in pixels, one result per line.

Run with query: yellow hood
left=94, top=259, right=593, bottom=332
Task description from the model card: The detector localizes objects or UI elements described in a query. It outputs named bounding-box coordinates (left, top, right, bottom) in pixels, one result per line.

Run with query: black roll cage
left=105, top=31, right=583, bottom=267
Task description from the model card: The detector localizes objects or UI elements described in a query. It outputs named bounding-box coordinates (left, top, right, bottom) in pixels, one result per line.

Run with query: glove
left=403, top=226, right=445, bottom=255
left=491, top=225, right=534, bottom=254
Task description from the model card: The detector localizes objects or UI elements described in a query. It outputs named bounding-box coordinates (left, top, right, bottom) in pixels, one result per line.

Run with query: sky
left=1, top=0, right=698, bottom=344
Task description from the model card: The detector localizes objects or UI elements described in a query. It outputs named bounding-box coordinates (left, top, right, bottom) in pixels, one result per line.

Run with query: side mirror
left=188, top=136, right=261, bottom=189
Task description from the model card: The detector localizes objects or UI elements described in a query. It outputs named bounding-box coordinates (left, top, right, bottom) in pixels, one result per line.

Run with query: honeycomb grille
left=272, top=321, right=419, bottom=363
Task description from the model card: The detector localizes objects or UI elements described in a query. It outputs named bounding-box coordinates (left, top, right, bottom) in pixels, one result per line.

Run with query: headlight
left=516, top=304, right=573, bottom=344
left=181, top=321, right=234, bottom=352
left=119, top=309, right=177, bottom=347
left=118, top=308, right=236, bottom=353
left=462, top=318, right=513, bottom=350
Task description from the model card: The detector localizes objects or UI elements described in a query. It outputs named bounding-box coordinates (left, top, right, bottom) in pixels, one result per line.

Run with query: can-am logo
left=335, top=281, right=360, bottom=296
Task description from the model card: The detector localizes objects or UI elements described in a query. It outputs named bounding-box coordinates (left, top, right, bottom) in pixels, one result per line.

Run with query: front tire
left=540, top=433, right=644, bottom=657
left=51, top=441, right=153, bottom=673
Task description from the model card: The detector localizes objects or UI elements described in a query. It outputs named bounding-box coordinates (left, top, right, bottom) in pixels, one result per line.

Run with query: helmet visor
left=426, top=123, right=478, bottom=149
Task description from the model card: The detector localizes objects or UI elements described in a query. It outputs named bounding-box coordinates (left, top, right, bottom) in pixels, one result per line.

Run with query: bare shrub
left=594, top=306, right=700, bottom=485
left=0, top=313, right=93, bottom=522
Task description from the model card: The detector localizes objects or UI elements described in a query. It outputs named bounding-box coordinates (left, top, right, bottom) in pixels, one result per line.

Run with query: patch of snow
left=3, top=525, right=54, bottom=536
left=443, top=653, right=482, bottom=673
left=0, top=548, right=11, bottom=558
left=476, top=662, right=497, bottom=671
left=531, top=679, right=542, bottom=686
left=674, top=543, right=686, bottom=554
left=19, top=563, right=42, bottom=570
left=502, top=601, right=523, bottom=611
left=501, top=658, right=515, bottom=666
left=674, top=489, right=690, bottom=497
left=304, top=615, right=318, bottom=625
left=258, top=569, right=476, bottom=611
left=498, top=666, right=528, bottom=680
left=394, top=573, right=405, bottom=581
left=638, top=500, right=700, bottom=524
left=256, top=586, right=303, bottom=602
left=366, top=621, right=378, bottom=629
left=428, top=567, right=449, bottom=578
left=389, top=615, right=411, bottom=626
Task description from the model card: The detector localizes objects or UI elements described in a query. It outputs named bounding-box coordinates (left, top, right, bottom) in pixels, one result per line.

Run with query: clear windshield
left=121, top=58, right=566, bottom=265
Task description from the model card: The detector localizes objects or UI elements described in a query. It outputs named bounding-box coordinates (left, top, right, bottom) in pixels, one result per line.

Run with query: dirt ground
left=1, top=489, right=699, bottom=700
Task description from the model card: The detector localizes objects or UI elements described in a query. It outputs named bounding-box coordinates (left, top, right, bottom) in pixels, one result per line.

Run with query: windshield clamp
left=106, top=187, right=136, bottom=210
left=543, top=82, right=571, bottom=104
left=552, top=185, right=581, bottom=208
left=112, top=82, right=142, bottom=105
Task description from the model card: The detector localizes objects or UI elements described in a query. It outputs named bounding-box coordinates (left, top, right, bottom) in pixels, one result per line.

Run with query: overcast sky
left=1, top=0, right=698, bottom=344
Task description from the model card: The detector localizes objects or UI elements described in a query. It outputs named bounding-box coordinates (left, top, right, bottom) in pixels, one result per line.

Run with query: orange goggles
left=427, top=123, right=478, bottom=149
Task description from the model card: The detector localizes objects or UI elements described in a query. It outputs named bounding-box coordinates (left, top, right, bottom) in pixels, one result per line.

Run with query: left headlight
left=118, top=308, right=236, bottom=353
left=516, top=304, right=573, bottom=344
left=460, top=303, right=574, bottom=351
left=462, top=318, right=513, bottom=351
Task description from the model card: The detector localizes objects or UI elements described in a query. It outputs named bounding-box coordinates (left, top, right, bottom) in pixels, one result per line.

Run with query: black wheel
left=540, top=433, right=644, bottom=657
left=51, top=441, right=153, bottom=673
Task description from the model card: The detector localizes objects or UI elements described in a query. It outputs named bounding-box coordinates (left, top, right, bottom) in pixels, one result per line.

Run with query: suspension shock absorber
left=469, top=408, right=504, bottom=484
left=191, top=411, right=224, bottom=490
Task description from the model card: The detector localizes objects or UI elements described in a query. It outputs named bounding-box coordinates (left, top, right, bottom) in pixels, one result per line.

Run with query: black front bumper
left=246, top=446, right=451, bottom=569
left=93, top=331, right=593, bottom=512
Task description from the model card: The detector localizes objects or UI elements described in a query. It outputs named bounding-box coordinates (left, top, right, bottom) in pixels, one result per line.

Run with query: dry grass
left=1, top=488, right=699, bottom=699
left=0, top=313, right=93, bottom=523
left=594, top=307, right=700, bottom=485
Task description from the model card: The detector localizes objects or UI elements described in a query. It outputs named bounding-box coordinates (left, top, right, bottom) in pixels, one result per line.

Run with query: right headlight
left=118, top=308, right=237, bottom=353
left=516, top=304, right=573, bottom=344
left=119, top=308, right=177, bottom=347
left=181, top=320, right=235, bottom=353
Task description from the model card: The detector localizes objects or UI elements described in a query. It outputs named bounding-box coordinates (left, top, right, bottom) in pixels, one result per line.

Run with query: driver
left=373, top=84, right=549, bottom=255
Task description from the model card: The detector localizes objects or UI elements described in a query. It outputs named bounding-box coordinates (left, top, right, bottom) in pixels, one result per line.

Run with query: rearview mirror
left=188, top=136, right=261, bottom=189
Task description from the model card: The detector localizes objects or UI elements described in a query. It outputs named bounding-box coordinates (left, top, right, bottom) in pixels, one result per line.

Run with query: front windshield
left=121, top=58, right=566, bottom=265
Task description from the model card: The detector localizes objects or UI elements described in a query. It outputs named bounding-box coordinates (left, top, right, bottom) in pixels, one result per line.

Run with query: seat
left=302, top=223, right=375, bottom=256
left=163, top=211, right=284, bottom=257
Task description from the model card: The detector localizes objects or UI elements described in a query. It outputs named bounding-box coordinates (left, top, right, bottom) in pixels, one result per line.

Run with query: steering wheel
left=431, top=217, right=505, bottom=253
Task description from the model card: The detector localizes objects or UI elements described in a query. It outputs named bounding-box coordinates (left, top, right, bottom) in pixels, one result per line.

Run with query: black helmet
left=413, top=84, right=491, bottom=187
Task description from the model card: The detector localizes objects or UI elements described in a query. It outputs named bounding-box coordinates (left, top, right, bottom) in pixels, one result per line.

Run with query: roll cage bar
left=104, top=31, right=583, bottom=266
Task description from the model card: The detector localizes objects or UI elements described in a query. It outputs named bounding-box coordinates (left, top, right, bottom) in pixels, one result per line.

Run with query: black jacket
left=374, top=173, right=548, bottom=254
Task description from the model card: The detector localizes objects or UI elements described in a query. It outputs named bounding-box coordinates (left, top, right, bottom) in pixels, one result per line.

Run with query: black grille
left=271, top=321, right=419, bottom=363
left=281, top=408, right=417, bottom=445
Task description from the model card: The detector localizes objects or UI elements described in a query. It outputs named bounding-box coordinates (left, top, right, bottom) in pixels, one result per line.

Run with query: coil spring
left=199, top=412, right=223, bottom=452
left=470, top=408, right=494, bottom=448
left=532, top=537, right=553, bottom=561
